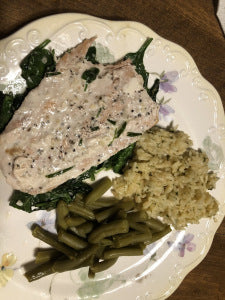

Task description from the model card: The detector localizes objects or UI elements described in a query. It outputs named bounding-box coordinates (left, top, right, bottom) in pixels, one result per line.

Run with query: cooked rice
left=112, top=126, right=218, bottom=229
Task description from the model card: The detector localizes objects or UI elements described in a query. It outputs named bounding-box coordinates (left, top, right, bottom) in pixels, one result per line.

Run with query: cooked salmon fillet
left=0, top=37, right=159, bottom=195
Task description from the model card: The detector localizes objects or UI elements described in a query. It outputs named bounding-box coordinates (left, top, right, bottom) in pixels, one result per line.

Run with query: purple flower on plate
left=177, top=233, right=196, bottom=257
left=167, top=233, right=196, bottom=257
left=159, top=103, right=175, bottom=120
left=27, top=210, right=56, bottom=233
left=160, top=71, right=179, bottom=93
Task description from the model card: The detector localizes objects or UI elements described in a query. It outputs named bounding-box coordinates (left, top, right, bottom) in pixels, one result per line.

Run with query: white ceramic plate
left=0, top=13, right=225, bottom=300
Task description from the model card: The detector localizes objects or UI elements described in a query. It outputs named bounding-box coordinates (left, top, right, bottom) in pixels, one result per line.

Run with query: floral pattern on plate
left=0, top=253, right=17, bottom=287
left=0, top=14, right=224, bottom=300
left=159, top=71, right=179, bottom=93
left=27, top=210, right=56, bottom=233
left=202, top=136, right=225, bottom=171
left=167, top=234, right=196, bottom=257
left=76, top=269, right=126, bottom=299
left=150, top=70, right=179, bottom=121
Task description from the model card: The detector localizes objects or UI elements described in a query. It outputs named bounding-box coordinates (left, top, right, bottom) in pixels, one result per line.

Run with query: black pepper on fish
left=0, top=37, right=159, bottom=195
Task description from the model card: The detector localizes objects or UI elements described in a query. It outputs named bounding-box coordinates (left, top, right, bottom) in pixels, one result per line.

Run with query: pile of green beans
left=24, top=177, right=171, bottom=282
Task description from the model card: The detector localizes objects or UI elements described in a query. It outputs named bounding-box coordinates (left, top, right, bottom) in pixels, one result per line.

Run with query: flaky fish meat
left=0, top=37, right=159, bottom=194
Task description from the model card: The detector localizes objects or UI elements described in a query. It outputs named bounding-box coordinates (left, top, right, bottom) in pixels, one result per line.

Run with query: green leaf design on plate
left=77, top=268, right=125, bottom=299
left=78, top=268, right=89, bottom=282
left=95, top=43, right=115, bottom=64
left=202, top=136, right=224, bottom=170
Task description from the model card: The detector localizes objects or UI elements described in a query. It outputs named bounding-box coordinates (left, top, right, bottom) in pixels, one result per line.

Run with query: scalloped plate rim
left=0, top=12, right=224, bottom=300
left=0, top=13, right=223, bottom=107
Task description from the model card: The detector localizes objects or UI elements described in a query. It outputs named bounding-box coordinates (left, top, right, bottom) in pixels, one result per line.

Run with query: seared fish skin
left=0, top=37, right=159, bottom=195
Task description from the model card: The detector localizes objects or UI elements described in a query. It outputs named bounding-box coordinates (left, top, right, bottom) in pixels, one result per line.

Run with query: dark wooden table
left=0, top=0, right=225, bottom=299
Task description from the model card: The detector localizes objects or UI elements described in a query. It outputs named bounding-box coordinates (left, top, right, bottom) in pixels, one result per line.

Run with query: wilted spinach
left=85, top=46, right=99, bottom=64
left=9, top=180, right=91, bottom=213
left=0, top=91, right=29, bottom=133
left=9, top=143, right=135, bottom=212
left=46, top=166, right=74, bottom=178
left=124, top=37, right=159, bottom=101
left=0, top=39, right=56, bottom=133
left=6, top=38, right=155, bottom=213
left=82, top=67, right=100, bottom=91
left=20, top=39, right=56, bottom=90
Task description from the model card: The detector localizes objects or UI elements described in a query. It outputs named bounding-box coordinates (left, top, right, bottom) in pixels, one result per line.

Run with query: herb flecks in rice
left=112, top=126, right=218, bottom=229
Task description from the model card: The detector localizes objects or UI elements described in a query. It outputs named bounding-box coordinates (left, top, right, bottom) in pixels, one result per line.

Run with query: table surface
left=0, top=0, right=225, bottom=299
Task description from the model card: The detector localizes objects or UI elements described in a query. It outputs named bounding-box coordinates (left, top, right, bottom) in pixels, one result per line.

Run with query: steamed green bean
left=113, top=231, right=152, bottom=248
left=90, top=258, right=118, bottom=274
left=127, top=211, right=148, bottom=222
left=88, top=268, right=95, bottom=279
left=25, top=255, right=94, bottom=282
left=25, top=175, right=173, bottom=283
left=95, top=206, right=118, bottom=223
left=95, top=246, right=106, bottom=259
left=128, top=221, right=151, bottom=234
left=145, top=218, right=166, bottom=232
left=103, top=246, right=143, bottom=260
left=86, top=197, right=119, bottom=209
left=85, top=177, right=112, bottom=206
left=114, top=209, right=127, bottom=219
left=151, top=226, right=171, bottom=243
left=52, top=244, right=99, bottom=273
left=99, top=239, right=113, bottom=246
left=68, top=201, right=95, bottom=220
left=25, top=260, right=55, bottom=282
left=116, top=200, right=135, bottom=211
left=69, top=222, right=94, bottom=238
left=66, top=215, right=86, bottom=227
left=88, top=219, right=129, bottom=243
left=58, top=229, right=88, bottom=250
left=32, top=224, right=76, bottom=259
left=77, top=222, right=94, bottom=234
left=56, top=200, right=69, bottom=230
left=35, top=249, right=61, bottom=264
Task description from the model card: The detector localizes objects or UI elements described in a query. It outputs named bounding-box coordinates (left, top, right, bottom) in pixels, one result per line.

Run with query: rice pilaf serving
left=112, top=126, right=218, bottom=229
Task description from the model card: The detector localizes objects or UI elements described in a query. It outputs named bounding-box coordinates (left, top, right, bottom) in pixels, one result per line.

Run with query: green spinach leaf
left=124, top=38, right=159, bottom=101
left=108, top=121, right=127, bottom=146
left=90, top=126, right=100, bottom=131
left=100, top=143, right=135, bottom=173
left=0, top=92, right=15, bottom=133
left=20, top=39, right=56, bottom=90
left=46, top=166, right=74, bottom=178
left=9, top=143, right=135, bottom=212
left=107, top=119, right=116, bottom=125
left=148, top=78, right=160, bottom=102
left=0, top=91, right=28, bottom=133
left=9, top=179, right=92, bottom=213
left=82, top=67, right=100, bottom=91
left=127, top=132, right=142, bottom=137
left=85, top=46, right=99, bottom=64
left=115, top=122, right=127, bottom=139
left=7, top=39, right=153, bottom=213
left=0, top=39, right=55, bottom=133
